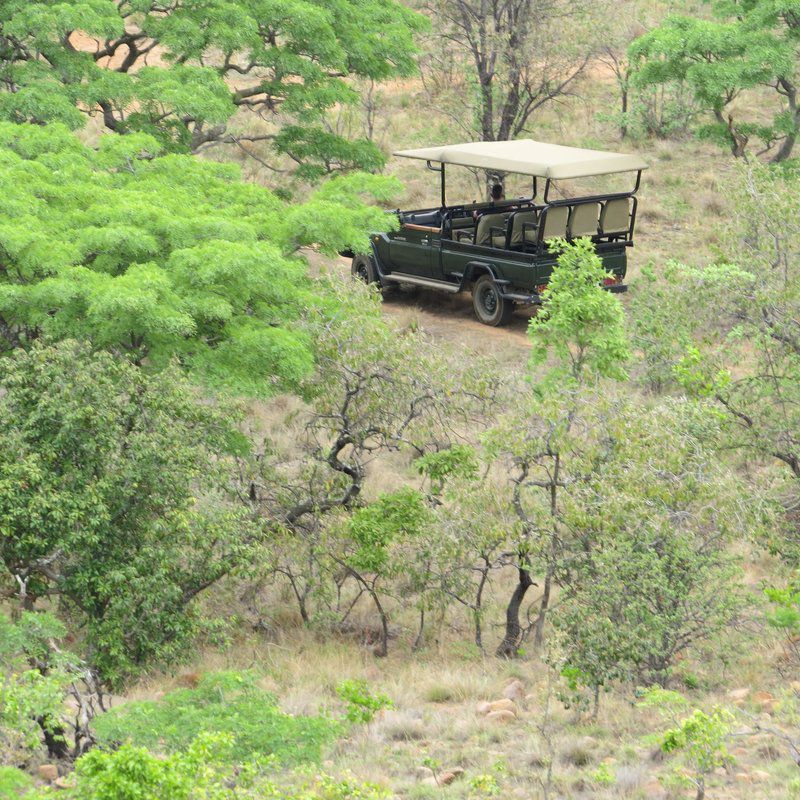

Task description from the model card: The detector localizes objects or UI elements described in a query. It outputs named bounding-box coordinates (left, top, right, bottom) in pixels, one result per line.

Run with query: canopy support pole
left=426, top=160, right=446, bottom=208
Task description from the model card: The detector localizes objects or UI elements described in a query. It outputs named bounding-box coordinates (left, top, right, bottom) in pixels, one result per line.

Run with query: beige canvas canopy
left=394, top=139, right=648, bottom=180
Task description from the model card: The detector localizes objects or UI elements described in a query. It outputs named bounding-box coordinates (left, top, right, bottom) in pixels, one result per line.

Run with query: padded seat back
left=541, top=205, right=569, bottom=240
left=509, top=210, right=538, bottom=246
left=599, top=198, right=631, bottom=235
left=475, top=212, right=507, bottom=247
left=569, top=202, right=600, bottom=238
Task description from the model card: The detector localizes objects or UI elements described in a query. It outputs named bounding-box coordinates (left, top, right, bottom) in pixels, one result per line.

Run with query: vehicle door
left=388, top=224, right=436, bottom=277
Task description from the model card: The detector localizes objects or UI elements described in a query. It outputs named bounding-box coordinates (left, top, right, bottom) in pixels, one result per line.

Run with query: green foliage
left=0, top=613, right=73, bottom=762
left=335, top=679, right=392, bottom=723
left=529, top=239, right=629, bottom=383
left=0, top=341, right=253, bottom=686
left=93, top=672, right=340, bottom=765
left=552, top=399, right=749, bottom=692
left=0, top=0, right=427, bottom=171
left=766, top=573, right=800, bottom=635
left=629, top=4, right=800, bottom=160
left=36, top=730, right=388, bottom=800
left=416, top=445, right=479, bottom=494
left=347, top=488, right=432, bottom=574
left=0, top=123, right=399, bottom=396
left=639, top=688, right=734, bottom=795
left=0, top=766, right=33, bottom=796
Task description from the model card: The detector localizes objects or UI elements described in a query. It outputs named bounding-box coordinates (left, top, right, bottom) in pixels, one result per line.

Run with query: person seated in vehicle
left=473, top=183, right=505, bottom=220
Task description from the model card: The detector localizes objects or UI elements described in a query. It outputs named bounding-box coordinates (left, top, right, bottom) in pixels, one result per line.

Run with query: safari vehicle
left=351, top=140, right=648, bottom=326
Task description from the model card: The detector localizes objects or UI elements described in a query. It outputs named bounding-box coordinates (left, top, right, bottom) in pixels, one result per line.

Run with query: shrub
left=92, top=672, right=340, bottom=765
left=336, top=679, right=393, bottom=723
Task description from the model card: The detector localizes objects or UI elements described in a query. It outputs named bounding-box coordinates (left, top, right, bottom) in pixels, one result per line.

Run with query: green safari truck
left=351, top=139, right=648, bottom=326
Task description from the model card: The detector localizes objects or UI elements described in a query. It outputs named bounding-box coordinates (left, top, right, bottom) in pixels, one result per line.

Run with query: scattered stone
left=487, top=698, right=516, bottom=714
left=475, top=701, right=492, bottom=716
left=503, top=679, right=526, bottom=702
left=486, top=709, right=516, bottom=723
left=752, top=770, right=771, bottom=782
left=53, top=777, right=74, bottom=791
left=38, top=765, right=58, bottom=782
left=415, top=766, right=434, bottom=779
left=727, top=688, right=750, bottom=704
left=713, top=767, right=728, bottom=777
left=420, top=776, right=438, bottom=787
left=735, top=772, right=752, bottom=784
left=790, top=680, right=800, bottom=695
left=438, top=768, right=464, bottom=785
left=525, top=693, right=536, bottom=705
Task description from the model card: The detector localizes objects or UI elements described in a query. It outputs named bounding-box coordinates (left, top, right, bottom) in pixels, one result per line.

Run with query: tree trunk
left=496, top=566, right=534, bottom=658
left=38, top=716, right=71, bottom=760
left=532, top=562, right=552, bottom=650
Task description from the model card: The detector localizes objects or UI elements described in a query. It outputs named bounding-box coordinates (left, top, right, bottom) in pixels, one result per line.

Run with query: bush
left=92, top=672, right=340, bottom=766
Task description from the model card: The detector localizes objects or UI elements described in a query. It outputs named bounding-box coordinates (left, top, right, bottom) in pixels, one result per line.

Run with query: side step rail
left=382, top=272, right=461, bottom=293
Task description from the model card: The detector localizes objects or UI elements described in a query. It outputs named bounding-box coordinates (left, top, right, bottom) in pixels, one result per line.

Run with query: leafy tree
left=239, top=282, right=481, bottom=634
left=0, top=612, right=76, bottom=761
left=486, top=239, right=629, bottom=657
left=0, top=122, right=400, bottom=396
left=0, top=0, right=426, bottom=173
left=422, top=0, right=591, bottom=158
left=651, top=165, right=800, bottom=553
left=552, top=399, right=749, bottom=707
left=629, top=3, right=800, bottom=161
left=0, top=340, right=253, bottom=687
left=639, top=688, right=734, bottom=800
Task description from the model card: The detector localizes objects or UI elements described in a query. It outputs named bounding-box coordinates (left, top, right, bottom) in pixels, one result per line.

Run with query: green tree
left=0, top=0, right=426, bottom=173
left=629, top=3, right=800, bottom=161
left=552, top=399, right=749, bottom=709
left=0, top=340, right=253, bottom=687
left=486, top=239, right=629, bottom=657
left=0, top=122, right=399, bottom=396
left=639, top=688, right=734, bottom=800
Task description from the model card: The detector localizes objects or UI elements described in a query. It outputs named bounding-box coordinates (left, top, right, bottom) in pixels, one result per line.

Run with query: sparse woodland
left=1, top=1, right=800, bottom=799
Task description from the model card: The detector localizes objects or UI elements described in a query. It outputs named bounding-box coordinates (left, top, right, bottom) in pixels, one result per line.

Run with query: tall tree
left=0, top=0, right=426, bottom=175
left=0, top=122, right=400, bottom=396
left=486, top=239, right=629, bottom=657
left=0, top=340, right=253, bottom=687
left=423, top=0, right=592, bottom=149
left=629, top=2, right=800, bottom=161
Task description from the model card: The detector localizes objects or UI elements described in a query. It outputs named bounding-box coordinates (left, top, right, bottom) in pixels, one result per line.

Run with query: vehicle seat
left=568, top=202, right=600, bottom=239
left=509, top=209, right=538, bottom=248
left=540, top=205, right=569, bottom=241
left=475, top=212, right=508, bottom=248
left=599, top=198, right=631, bottom=238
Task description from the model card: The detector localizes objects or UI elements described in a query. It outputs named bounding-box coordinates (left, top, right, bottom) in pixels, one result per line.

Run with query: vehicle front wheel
left=472, top=274, right=513, bottom=327
left=351, top=255, right=378, bottom=285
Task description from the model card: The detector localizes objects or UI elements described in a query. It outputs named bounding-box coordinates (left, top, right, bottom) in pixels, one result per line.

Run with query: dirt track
left=329, top=256, right=534, bottom=359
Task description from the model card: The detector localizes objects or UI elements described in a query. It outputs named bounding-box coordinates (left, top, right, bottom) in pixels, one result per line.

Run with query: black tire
left=351, top=255, right=377, bottom=285
left=472, top=274, right=513, bottom=326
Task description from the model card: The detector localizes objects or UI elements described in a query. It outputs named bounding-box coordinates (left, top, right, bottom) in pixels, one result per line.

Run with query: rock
left=790, top=680, right=800, bottom=695
left=713, top=767, right=728, bottom=777
left=751, top=770, right=771, bottom=782
left=438, top=768, right=464, bottom=785
left=486, top=709, right=516, bottom=723
left=475, top=701, right=492, bottom=716
left=503, top=679, right=526, bottom=702
left=53, top=777, right=73, bottom=790
left=487, top=698, right=517, bottom=714
left=420, top=776, right=438, bottom=787
left=735, top=772, right=752, bottom=783
left=727, top=687, right=750, bottom=704
left=415, top=766, right=434, bottom=779
left=38, top=765, right=58, bottom=782
left=525, top=693, right=536, bottom=704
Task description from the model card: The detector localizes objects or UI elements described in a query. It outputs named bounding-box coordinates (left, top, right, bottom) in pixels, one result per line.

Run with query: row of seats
left=461, top=197, right=633, bottom=250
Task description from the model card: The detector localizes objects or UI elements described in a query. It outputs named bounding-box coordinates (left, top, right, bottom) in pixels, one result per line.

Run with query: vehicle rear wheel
left=351, top=255, right=377, bottom=285
left=472, top=274, right=513, bottom=326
